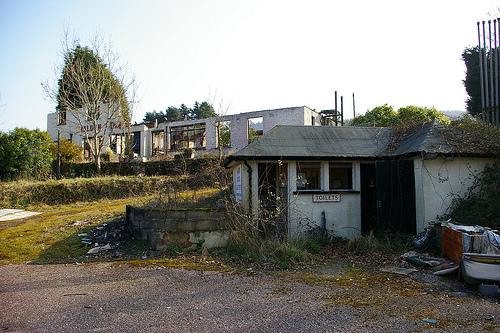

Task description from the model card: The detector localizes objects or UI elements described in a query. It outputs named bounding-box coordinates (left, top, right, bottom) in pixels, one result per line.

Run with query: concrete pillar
left=165, top=126, right=171, bottom=151
left=321, top=161, right=329, bottom=191
left=353, top=161, right=361, bottom=191
left=205, top=120, right=217, bottom=150
left=413, top=158, right=425, bottom=233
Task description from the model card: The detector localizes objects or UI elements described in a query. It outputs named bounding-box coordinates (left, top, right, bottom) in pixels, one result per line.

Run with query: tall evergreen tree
left=462, top=47, right=482, bottom=116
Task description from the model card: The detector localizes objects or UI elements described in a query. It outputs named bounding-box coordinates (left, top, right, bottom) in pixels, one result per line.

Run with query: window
left=58, top=111, right=66, bottom=125
left=132, top=131, right=141, bottom=155
left=170, top=123, right=206, bottom=151
left=217, top=121, right=231, bottom=148
left=329, top=162, right=353, bottom=190
left=247, top=117, right=263, bottom=144
left=110, top=134, right=123, bottom=155
left=151, top=130, right=165, bottom=156
left=296, top=162, right=321, bottom=190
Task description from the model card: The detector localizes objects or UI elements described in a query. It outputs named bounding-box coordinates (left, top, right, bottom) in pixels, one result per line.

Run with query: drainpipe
left=243, top=160, right=253, bottom=212
left=321, top=211, right=326, bottom=237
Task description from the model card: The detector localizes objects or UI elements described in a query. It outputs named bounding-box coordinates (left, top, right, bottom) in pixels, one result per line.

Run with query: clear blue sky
left=0, top=0, right=498, bottom=131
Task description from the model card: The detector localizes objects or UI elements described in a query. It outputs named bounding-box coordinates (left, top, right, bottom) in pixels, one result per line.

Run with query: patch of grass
left=220, top=238, right=318, bottom=270
left=347, top=231, right=411, bottom=255
left=162, top=244, right=184, bottom=257
left=143, top=187, right=224, bottom=210
left=0, top=176, right=186, bottom=207
left=0, top=195, right=152, bottom=264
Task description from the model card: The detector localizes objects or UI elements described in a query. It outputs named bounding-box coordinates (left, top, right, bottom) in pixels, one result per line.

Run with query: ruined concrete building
left=47, top=106, right=323, bottom=160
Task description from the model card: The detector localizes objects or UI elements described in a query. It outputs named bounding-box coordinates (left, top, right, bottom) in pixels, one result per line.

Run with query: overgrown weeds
left=220, top=194, right=333, bottom=270
left=347, top=231, right=411, bottom=255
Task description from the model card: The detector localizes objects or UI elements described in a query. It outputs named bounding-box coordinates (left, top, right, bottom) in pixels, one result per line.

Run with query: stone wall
left=126, top=205, right=229, bottom=250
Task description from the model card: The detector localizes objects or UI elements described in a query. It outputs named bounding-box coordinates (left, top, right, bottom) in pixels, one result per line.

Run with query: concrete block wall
left=126, top=205, right=229, bottom=249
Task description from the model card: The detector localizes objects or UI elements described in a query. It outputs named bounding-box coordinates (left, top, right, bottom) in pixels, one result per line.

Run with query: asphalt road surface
left=1, top=263, right=499, bottom=332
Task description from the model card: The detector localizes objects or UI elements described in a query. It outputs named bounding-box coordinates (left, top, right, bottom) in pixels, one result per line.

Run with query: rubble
left=87, top=244, right=111, bottom=254
left=76, top=218, right=128, bottom=258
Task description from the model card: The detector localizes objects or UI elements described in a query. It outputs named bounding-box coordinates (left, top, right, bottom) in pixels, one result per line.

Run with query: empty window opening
left=170, top=123, right=206, bottom=151
left=58, top=111, right=66, bottom=125
left=329, top=162, right=353, bottom=190
left=217, top=121, right=231, bottom=148
left=248, top=117, right=263, bottom=144
left=131, top=131, right=141, bottom=155
left=110, top=134, right=123, bottom=155
left=151, top=130, right=165, bottom=156
left=296, top=162, right=321, bottom=190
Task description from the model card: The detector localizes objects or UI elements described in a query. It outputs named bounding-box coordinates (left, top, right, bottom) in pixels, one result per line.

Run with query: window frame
left=296, top=161, right=322, bottom=191
left=329, top=162, right=353, bottom=190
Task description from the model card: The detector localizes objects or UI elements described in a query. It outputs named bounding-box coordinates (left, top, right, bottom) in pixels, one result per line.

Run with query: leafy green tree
left=398, top=105, right=450, bottom=125
left=351, top=104, right=450, bottom=127
left=143, top=110, right=166, bottom=122
left=165, top=107, right=182, bottom=121
left=50, top=139, right=82, bottom=163
left=179, top=104, right=192, bottom=120
left=462, top=47, right=481, bottom=117
left=350, top=104, right=398, bottom=127
left=0, top=128, right=54, bottom=180
left=192, top=101, right=216, bottom=119
left=144, top=101, right=215, bottom=123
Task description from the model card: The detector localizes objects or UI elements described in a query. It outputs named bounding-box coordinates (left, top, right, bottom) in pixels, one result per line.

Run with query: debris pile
left=77, top=218, right=127, bottom=258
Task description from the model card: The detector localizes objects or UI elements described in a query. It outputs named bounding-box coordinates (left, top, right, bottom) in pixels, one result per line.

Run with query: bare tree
left=43, top=33, right=135, bottom=173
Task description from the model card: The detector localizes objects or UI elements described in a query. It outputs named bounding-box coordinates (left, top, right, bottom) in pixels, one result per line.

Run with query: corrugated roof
left=232, top=125, right=393, bottom=160
left=225, top=123, right=495, bottom=165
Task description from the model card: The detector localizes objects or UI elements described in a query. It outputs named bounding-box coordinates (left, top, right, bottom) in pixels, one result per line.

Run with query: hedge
left=0, top=176, right=187, bottom=207
left=57, top=157, right=221, bottom=178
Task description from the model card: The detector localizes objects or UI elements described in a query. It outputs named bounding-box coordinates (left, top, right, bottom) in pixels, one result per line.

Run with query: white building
left=47, top=106, right=323, bottom=160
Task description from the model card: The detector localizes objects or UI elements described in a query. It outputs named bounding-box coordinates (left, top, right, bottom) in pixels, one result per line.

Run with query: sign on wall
left=312, top=193, right=341, bottom=202
left=234, top=165, right=243, bottom=203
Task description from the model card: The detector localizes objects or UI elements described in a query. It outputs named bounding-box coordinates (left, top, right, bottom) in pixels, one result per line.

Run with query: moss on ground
left=0, top=196, right=153, bottom=264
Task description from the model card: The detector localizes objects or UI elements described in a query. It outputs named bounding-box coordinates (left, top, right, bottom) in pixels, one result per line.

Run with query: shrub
left=445, top=161, right=500, bottom=228
left=58, top=156, right=224, bottom=178
left=0, top=128, right=54, bottom=180
left=50, top=139, right=82, bottom=163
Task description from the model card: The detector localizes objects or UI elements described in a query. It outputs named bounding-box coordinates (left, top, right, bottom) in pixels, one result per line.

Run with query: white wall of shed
left=287, top=160, right=362, bottom=240
left=414, top=157, right=495, bottom=232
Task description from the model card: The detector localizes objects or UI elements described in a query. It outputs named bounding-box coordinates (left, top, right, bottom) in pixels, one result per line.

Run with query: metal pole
left=478, top=21, right=486, bottom=120
left=489, top=20, right=494, bottom=123
left=334, top=91, right=338, bottom=126
left=495, top=19, right=499, bottom=125
left=340, top=96, right=344, bottom=126
left=497, top=18, right=500, bottom=126
left=483, top=21, right=490, bottom=120
left=352, top=92, right=356, bottom=119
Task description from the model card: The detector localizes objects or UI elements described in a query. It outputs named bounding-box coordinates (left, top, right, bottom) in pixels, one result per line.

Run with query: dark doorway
left=258, top=162, right=288, bottom=238
left=360, top=163, right=377, bottom=233
left=375, top=160, right=416, bottom=234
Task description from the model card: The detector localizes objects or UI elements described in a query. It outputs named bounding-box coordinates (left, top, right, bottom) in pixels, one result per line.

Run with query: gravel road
left=1, top=262, right=499, bottom=332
